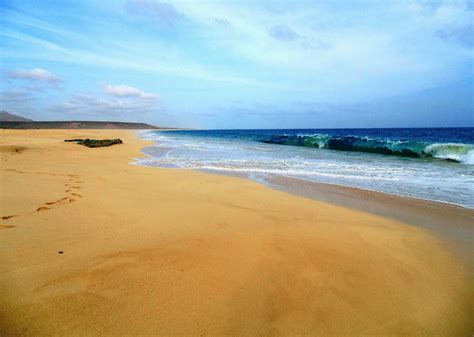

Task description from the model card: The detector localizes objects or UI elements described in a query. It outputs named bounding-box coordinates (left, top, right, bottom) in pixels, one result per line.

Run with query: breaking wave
left=261, top=134, right=474, bottom=164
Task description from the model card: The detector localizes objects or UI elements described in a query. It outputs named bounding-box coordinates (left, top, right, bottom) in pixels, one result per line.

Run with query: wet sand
left=267, top=176, right=474, bottom=266
left=0, top=129, right=472, bottom=336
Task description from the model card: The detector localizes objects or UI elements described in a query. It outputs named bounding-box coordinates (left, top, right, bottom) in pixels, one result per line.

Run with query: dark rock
left=64, top=138, right=123, bottom=148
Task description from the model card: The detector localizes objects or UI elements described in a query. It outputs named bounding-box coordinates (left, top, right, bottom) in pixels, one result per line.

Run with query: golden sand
left=0, top=129, right=472, bottom=336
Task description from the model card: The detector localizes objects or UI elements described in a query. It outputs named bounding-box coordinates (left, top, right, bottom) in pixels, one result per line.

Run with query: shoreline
left=266, top=175, right=474, bottom=266
left=137, top=129, right=474, bottom=209
left=1, top=129, right=472, bottom=336
left=268, top=174, right=473, bottom=211
left=137, top=141, right=474, bottom=266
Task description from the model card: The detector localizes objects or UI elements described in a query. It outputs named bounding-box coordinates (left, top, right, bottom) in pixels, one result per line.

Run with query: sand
left=268, top=176, right=474, bottom=266
left=0, top=129, right=472, bottom=336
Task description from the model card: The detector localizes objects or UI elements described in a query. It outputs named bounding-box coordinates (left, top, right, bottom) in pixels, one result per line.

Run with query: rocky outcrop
left=65, top=138, right=123, bottom=148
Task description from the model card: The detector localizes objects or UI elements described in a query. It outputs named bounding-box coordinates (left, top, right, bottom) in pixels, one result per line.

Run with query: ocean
left=136, top=128, right=474, bottom=208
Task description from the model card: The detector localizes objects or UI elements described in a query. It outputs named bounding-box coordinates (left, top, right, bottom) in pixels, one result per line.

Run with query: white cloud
left=51, top=85, right=162, bottom=117
left=7, top=68, right=62, bottom=84
left=102, top=83, right=157, bottom=99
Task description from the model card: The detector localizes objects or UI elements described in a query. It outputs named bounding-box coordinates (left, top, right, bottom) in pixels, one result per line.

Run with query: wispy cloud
left=1, top=0, right=472, bottom=127
left=52, top=92, right=161, bottom=117
left=103, top=84, right=157, bottom=99
left=268, top=25, right=300, bottom=41
left=7, top=68, right=62, bottom=85
left=125, top=0, right=185, bottom=25
left=437, top=25, right=474, bottom=49
left=0, top=89, right=33, bottom=103
left=49, top=82, right=162, bottom=119
left=0, top=8, right=266, bottom=86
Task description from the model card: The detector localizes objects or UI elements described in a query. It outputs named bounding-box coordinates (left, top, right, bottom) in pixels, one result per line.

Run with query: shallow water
left=136, top=128, right=474, bottom=208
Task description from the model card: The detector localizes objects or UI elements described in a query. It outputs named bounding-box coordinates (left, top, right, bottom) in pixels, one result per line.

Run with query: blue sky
left=0, top=0, right=473, bottom=128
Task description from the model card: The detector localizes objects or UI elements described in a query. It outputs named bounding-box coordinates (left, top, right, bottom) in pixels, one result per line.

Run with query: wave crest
left=262, top=134, right=474, bottom=164
left=424, top=143, right=474, bottom=164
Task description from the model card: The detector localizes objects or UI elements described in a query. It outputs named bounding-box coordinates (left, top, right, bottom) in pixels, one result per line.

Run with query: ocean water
left=136, top=128, right=474, bottom=208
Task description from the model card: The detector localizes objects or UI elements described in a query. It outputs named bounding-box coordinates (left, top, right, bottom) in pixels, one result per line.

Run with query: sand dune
left=0, top=129, right=472, bottom=336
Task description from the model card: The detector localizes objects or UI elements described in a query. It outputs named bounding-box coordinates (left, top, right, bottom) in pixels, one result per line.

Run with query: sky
left=0, top=0, right=473, bottom=128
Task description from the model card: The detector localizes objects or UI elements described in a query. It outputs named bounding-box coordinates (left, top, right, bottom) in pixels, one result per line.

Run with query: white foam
left=135, top=131, right=474, bottom=208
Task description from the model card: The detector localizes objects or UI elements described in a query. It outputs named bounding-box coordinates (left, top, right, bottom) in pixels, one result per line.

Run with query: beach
left=0, top=129, right=472, bottom=336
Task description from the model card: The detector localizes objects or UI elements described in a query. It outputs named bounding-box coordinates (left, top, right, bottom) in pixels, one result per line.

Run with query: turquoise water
left=136, top=128, right=474, bottom=208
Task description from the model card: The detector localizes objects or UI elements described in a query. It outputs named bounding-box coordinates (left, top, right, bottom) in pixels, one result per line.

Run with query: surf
left=261, top=134, right=474, bottom=164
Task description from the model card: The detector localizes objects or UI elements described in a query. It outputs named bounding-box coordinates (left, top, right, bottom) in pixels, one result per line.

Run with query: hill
left=0, top=111, right=33, bottom=122
left=0, top=121, right=162, bottom=129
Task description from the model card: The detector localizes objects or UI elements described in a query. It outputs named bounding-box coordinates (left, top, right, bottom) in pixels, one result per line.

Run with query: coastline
left=137, top=128, right=474, bottom=209
left=1, top=129, right=472, bottom=336
left=266, top=175, right=474, bottom=266
left=137, top=140, right=474, bottom=266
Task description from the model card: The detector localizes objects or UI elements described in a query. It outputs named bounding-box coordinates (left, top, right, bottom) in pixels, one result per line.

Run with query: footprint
left=2, top=173, right=83, bottom=219
left=0, top=224, right=15, bottom=229
left=217, top=222, right=229, bottom=229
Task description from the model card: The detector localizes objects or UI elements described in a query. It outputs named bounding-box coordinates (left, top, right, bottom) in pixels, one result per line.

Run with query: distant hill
left=0, top=121, right=163, bottom=130
left=0, top=111, right=33, bottom=122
